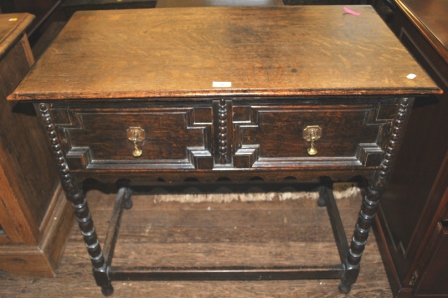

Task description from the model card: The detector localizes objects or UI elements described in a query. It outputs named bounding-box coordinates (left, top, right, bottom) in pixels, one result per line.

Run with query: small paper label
left=213, top=81, right=232, bottom=88
left=406, top=73, right=417, bottom=79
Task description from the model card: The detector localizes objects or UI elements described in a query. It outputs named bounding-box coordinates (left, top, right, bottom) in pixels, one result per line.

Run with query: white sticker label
left=213, top=81, right=232, bottom=88
left=406, top=73, right=417, bottom=79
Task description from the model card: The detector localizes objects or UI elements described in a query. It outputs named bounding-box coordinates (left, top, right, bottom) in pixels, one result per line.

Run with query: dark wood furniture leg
left=72, top=188, right=113, bottom=296
left=340, top=185, right=381, bottom=293
left=339, top=97, right=413, bottom=293
left=37, top=103, right=113, bottom=295
left=123, top=186, right=133, bottom=210
left=317, top=185, right=328, bottom=207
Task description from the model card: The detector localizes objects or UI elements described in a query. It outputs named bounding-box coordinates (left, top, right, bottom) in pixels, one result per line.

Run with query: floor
left=0, top=185, right=393, bottom=297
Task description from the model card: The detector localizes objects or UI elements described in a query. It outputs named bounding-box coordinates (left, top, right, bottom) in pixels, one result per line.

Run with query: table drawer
left=50, top=99, right=397, bottom=172
left=53, top=105, right=214, bottom=170
left=232, top=102, right=397, bottom=169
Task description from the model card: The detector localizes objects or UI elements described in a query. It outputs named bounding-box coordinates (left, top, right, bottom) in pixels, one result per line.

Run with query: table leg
left=317, top=186, right=327, bottom=207
left=339, top=97, right=413, bottom=292
left=69, top=188, right=113, bottom=295
left=37, top=103, right=113, bottom=295
left=116, top=179, right=133, bottom=210
left=339, top=185, right=381, bottom=293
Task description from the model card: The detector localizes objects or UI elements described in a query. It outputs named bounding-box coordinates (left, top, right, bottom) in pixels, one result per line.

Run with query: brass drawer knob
left=127, top=127, right=145, bottom=157
left=303, top=125, right=322, bottom=156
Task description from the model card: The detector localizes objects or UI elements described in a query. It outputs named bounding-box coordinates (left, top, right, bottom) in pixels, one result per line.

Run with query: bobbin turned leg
left=38, top=103, right=112, bottom=296
left=338, top=97, right=412, bottom=293
left=69, top=189, right=113, bottom=295
left=339, top=185, right=380, bottom=294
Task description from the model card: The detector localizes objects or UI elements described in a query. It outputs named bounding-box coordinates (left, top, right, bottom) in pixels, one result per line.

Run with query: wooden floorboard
left=0, top=189, right=393, bottom=297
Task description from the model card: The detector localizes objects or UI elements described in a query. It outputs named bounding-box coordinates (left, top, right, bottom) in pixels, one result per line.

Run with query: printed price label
left=213, top=82, right=232, bottom=87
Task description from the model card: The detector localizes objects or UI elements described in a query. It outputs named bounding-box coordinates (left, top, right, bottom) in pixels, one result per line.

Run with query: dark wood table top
left=10, top=6, right=440, bottom=101
left=396, top=0, right=448, bottom=63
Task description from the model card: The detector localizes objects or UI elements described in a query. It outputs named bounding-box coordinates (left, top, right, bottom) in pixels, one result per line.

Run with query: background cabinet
left=373, top=0, right=448, bottom=296
left=0, top=0, right=67, bottom=47
left=0, top=13, right=73, bottom=277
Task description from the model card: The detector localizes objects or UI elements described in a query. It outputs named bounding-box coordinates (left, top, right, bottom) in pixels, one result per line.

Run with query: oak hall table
left=9, top=6, right=441, bottom=296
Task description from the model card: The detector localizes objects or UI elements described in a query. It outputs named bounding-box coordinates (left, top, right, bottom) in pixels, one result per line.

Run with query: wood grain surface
left=10, top=6, right=440, bottom=101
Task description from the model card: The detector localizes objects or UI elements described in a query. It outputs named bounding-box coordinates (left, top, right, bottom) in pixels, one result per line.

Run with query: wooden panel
left=0, top=13, right=73, bottom=277
left=414, top=221, right=448, bottom=295
left=0, top=164, right=23, bottom=244
left=374, top=1, right=448, bottom=296
left=0, top=248, right=56, bottom=276
left=0, top=35, right=59, bottom=240
left=0, top=13, right=34, bottom=58
left=56, top=105, right=213, bottom=170
left=233, top=102, right=392, bottom=168
left=0, top=187, right=73, bottom=277
left=9, top=6, right=439, bottom=101
left=0, top=17, right=41, bottom=244
left=49, top=98, right=398, bottom=172
left=380, top=1, right=448, bottom=270
left=390, top=4, right=448, bottom=252
left=0, top=1, right=66, bottom=46
left=395, top=0, right=448, bottom=63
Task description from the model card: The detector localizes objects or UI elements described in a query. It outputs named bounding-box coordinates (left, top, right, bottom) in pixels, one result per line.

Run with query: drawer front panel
left=49, top=99, right=398, bottom=172
left=233, top=104, right=395, bottom=169
left=54, top=107, right=213, bottom=170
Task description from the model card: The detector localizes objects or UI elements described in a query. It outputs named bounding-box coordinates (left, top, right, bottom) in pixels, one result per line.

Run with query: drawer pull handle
left=127, top=127, right=145, bottom=157
left=133, top=140, right=142, bottom=157
left=303, top=125, right=322, bottom=156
